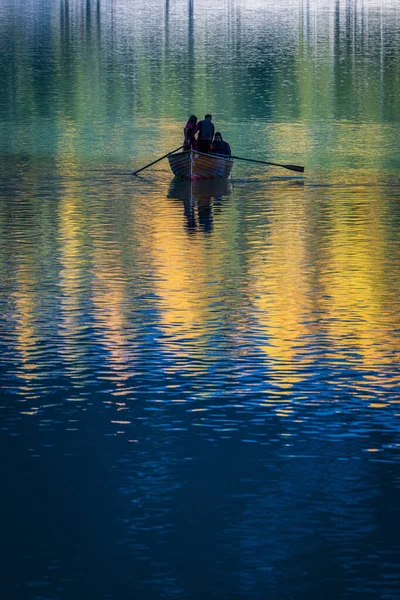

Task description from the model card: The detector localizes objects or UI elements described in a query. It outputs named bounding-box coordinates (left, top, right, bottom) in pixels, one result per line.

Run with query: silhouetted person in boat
left=183, top=115, right=198, bottom=150
left=210, top=132, right=231, bottom=157
left=195, top=114, right=215, bottom=153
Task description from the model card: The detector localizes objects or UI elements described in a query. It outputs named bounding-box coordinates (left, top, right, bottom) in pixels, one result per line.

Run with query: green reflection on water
left=0, top=0, right=399, bottom=178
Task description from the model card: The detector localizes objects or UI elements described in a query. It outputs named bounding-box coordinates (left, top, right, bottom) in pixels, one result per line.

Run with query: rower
left=195, top=114, right=215, bottom=153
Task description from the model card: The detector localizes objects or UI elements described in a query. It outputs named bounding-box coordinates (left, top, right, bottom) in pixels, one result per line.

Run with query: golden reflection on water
left=247, top=180, right=399, bottom=393
left=248, top=186, right=311, bottom=387
left=319, top=186, right=400, bottom=382
left=57, top=123, right=93, bottom=383
left=149, top=195, right=217, bottom=373
left=1, top=116, right=399, bottom=398
left=148, top=178, right=256, bottom=376
left=5, top=172, right=54, bottom=390
left=3, top=169, right=399, bottom=397
left=12, top=272, right=41, bottom=386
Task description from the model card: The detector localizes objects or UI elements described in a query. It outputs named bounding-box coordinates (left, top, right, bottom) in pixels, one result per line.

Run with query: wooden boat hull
left=168, top=150, right=233, bottom=180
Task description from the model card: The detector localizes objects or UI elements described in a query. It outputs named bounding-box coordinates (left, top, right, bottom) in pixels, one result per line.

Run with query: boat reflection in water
left=167, top=177, right=233, bottom=233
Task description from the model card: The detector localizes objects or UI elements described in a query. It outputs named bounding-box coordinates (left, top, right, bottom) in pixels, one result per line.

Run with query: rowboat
left=168, top=149, right=234, bottom=180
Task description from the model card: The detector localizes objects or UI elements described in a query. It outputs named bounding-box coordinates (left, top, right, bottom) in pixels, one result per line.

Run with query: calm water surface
left=1, top=1, right=400, bottom=599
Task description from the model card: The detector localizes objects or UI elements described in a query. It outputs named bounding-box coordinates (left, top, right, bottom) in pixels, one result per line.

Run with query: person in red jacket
left=183, top=115, right=198, bottom=150
left=195, top=114, right=215, bottom=153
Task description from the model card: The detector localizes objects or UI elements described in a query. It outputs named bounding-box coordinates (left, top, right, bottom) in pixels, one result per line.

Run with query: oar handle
left=231, top=155, right=304, bottom=173
left=132, top=146, right=184, bottom=176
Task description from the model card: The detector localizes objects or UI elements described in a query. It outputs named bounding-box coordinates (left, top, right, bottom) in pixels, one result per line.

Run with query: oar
left=231, top=155, right=304, bottom=173
left=132, top=146, right=184, bottom=176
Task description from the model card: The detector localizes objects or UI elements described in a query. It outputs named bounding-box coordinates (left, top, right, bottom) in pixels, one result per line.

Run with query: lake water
left=1, top=1, right=399, bottom=598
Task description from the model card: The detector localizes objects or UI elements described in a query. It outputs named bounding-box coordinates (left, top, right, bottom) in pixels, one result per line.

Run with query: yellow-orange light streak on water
left=248, top=186, right=312, bottom=390
left=146, top=187, right=244, bottom=374
left=149, top=204, right=213, bottom=366
left=90, top=244, right=136, bottom=387
left=56, top=119, right=92, bottom=382
left=8, top=175, right=48, bottom=390
left=12, top=272, right=40, bottom=387
left=319, top=186, right=400, bottom=395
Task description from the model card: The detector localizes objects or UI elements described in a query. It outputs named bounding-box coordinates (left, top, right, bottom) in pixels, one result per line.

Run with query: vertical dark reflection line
left=107, top=0, right=116, bottom=119
left=187, top=0, right=195, bottom=108
left=344, top=0, right=352, bottom=104
left=163, top=0, right=171, bottom=119
left=379, top=1, right=384, bottom=117
left=96, top=0, right=102, bottom=54
left=60, top=0, right=70, bottom=47
left=305, top=0, right=311, bottom=47
left=164, top=0, right=170, bottom=58
left=299, top=0, right=311, bottom=62
left=86, top=0, right=102, bottom=47
left=97, top=0, right=101, bottom=31
left=333, top=0, right=341, bottom=119
left=0, top=2, right=16, bottom=121
left=86, top=0, right=92, bottom=37
left=59, top=0, right=74, bottom=117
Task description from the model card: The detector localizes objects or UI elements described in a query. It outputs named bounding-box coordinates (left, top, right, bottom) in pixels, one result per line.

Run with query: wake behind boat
left=168, top=149, right=234, bottom=180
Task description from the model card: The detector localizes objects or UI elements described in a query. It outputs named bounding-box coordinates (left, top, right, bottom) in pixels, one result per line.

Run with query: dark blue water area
left=0, top=160, right=399, bottom=598
left=1, top=338, right=400, bottom=600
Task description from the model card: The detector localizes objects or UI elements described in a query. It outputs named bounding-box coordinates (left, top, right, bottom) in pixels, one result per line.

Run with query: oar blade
left=231, top=155, right=304, bottom=173
left=283, top=164, right=304, bottom=173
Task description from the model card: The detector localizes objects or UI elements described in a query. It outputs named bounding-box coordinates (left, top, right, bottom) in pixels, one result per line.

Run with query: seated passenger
left=210, top=132, right=231, bottom=157
left=183, top=115, right=198, bottom=150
